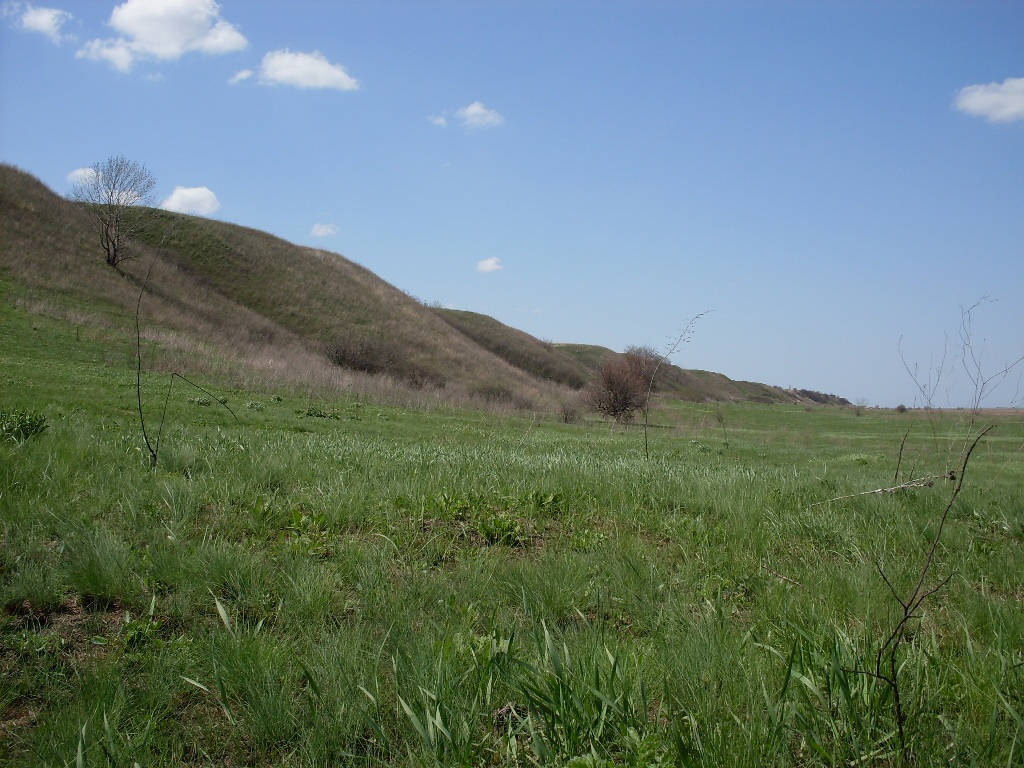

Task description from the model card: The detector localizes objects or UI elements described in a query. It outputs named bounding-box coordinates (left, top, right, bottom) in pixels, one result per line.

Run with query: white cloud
left=66, top=166, right=98, bottom=186
left=258, top=49, right=358, bottom=91
left=477, top=257, right=503, bottom=273
left=77, top=37, right=134, bottom=71
left=160, top=186, right=220, bottom=215
left=228, top=68, right=252, bottom=84
left=18, top=5, right=72, bottom=43
left=954, top=77, right=1024, bottom=123
left=311, top=223, right=338, bottom=237
left=427, top=114, right=448, bottom=127
left=77, top=0, right=246, bottom=72
left=456, top=101, right=504, bottom=129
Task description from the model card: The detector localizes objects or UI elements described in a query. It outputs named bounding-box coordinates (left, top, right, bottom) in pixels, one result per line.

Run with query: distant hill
left=0, top=163, right=848, bottom=410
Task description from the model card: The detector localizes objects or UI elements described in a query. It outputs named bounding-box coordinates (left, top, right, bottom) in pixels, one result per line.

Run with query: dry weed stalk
left=641, top=311, right=710, bottom=460
left=134, top=229, right=237, bottom=468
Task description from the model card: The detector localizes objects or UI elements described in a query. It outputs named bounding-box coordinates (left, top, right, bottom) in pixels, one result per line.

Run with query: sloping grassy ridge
left=1, top=163, right=845, bottom=407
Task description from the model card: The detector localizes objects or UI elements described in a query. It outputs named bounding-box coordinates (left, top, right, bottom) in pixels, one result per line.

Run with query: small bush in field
left=558, top=399, right=582, bottom=424
left=0, top=408, right=49, bottom=444
left=303, top=405, right=338, bottom=419
left=895, top=403, right=908, bottom=413
left=246, top=400, right=265, bottom=412
left=584, top=360, right=644, bottom=423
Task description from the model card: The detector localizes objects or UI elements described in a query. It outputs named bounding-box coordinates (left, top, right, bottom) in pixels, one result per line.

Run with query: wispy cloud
left=258, top=49, right=358, bottom=91
left=311, top=223, right=338, bottom=237
left=160, top=186, right=220, bottom=216
left=228, top=68, right=253, bottom=84
left=477, top=257, right=503, bottom=273
left=77, top=0, right=247, bottom=72
left=456, top=101, right=504, bottom=129
left=954, top=76, right=1024, bottom=123
left=12, top=4, right=73, bottom=44
left=427, top=114, right=448, bottom=127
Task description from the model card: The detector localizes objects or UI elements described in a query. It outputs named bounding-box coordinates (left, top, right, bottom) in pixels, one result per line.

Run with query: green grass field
left=2, top=294, right=1023, bottom=767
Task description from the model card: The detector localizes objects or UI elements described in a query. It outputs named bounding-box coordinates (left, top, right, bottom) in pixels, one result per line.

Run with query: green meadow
left=2, top=295, right=1024, bottom=767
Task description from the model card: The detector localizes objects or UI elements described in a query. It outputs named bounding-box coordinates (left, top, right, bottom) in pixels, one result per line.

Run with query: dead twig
left=761, top=562, right=803, bottom=588
left=811, top=476, right=942, bottom=507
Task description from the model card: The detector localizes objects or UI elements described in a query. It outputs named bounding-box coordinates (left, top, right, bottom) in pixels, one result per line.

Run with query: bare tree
left=69, top=155, right=156, bottom=269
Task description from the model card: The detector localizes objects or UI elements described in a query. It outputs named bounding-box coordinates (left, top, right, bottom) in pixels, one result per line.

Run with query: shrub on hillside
left=473, top=383, right=515, bottom=404
left=325, top=335, right=446, bottom=389
left=326, top=335, right=403, bottom=376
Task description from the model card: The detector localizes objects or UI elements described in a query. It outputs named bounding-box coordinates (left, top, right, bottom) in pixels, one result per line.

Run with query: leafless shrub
left=325, top=335, right=445, bottom=389
left=473, top=382, right=515, bottom=404
left=558, top=398, right=582, bottom=424
left=819, top=298, right=1024, bottom=763
left=583, top=359, right=645, bottom=424
left=326, top=335, right=404, bottom=376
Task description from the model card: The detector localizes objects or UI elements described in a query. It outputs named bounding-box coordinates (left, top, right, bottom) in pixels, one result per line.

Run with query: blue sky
left=2, top=0, right=1022, bottom=407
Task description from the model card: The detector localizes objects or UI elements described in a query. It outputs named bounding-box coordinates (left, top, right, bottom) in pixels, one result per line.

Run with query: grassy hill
left=0, top=164, right=567, bottom=410
left=0, top=163, right=847, bottom=410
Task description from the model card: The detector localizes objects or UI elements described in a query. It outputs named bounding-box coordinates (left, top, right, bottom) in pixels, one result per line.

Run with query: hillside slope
left=433, top=309, right=592, bottom=389
left=0, top=164, right=569, bottom=408
left=0, top=163, right=847, bottom=408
